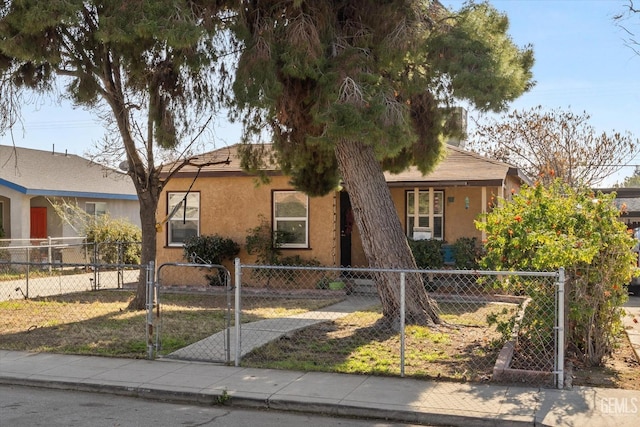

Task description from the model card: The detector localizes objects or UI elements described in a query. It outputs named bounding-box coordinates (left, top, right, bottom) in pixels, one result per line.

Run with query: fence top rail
left=0, top=260, right=144, bottom=269
left=157, top=262, right=228, bottom=270
left=0, top=244, right=72, bottom=250
left=238, top=263, right=560, bottom=278
left=0, top=237, right=87, bottom=243
left=0, top=241, right=141, bottom=249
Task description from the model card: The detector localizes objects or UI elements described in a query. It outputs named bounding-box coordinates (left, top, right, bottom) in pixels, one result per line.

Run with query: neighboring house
left=155, top=144, right=529, bottom=272
left=598, top=187, right=640, bottom=230
left=0, top=145, right=140, bottom=244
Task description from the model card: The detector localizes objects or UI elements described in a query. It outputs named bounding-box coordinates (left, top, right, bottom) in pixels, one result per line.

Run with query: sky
left=2, top=0, right=639, bottom=186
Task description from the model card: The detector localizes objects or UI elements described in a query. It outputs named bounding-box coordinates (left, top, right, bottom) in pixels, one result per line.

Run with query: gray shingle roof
left=0, top=145, right=137, bottom=200
left=163, top=143, right=530, bottom=187
left=384, top=145, right=531, bottom=186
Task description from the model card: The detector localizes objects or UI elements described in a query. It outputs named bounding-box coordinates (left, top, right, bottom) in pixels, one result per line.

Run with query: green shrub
left=279, top=255, right=321, bottom=267
left=408, top=238, right=444, bottom=269
left=183, top=234, right=240, bottom=286
left=86, top=215, right=141, bottom=264
left=246, top=216, right=288, bottom=265
left=452, top=237, right=482, bottom=269
left=245, top=215, right=296, bottom=264
left=477, top=180, right=636, bottom=366
left=183, top=234, right=240, bottom=265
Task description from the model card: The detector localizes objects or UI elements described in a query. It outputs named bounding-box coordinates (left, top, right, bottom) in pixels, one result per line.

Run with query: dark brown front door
left=339, top=191, right=352, bottom=267
left=30, top=207, right=47, bottom=239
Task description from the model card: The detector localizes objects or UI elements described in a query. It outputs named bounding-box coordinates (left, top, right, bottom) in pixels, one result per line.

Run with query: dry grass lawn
left=0, top=289, right=637, bottom=389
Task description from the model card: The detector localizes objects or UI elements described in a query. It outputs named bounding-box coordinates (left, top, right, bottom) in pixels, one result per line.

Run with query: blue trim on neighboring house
left=0, top=178, right=138, bottom=200
left=0, top=178, right=27, bottom=194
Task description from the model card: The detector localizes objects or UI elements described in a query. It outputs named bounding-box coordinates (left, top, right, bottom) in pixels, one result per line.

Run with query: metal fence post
left=400, top=272, right=406, bottom=378
left=225, top=266, right=232, bottom=364
left=556, top=267, right=565, bottom=389
left=93, top=243, right=98, bottom=290
left=25, top=246, right=30, bottom=298
left=47, top=236, right=52, bottom=273
left=234, top=257, right=242, bottom=367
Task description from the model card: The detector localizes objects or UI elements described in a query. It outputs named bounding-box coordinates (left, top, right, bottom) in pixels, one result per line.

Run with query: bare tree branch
left=468, top=106, right=640, bottom=188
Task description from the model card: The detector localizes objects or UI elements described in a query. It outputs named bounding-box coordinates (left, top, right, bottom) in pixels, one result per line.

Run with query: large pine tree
left=232, top=0, right=534, bottom=325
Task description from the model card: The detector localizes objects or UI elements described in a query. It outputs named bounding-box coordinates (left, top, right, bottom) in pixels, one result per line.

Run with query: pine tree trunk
left=127, top=189, right=159, bottom=310
left=335, top=138, right=441, bottom=326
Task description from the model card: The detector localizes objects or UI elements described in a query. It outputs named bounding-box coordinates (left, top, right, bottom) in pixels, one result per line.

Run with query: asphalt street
left=0, top=384, right=432, bottom=427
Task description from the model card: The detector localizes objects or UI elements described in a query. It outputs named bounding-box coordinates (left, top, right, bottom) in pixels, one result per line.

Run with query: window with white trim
left=167, top=192, right=200, bottom=246
left=273, top=191, right=309, bottom=248
left=85, top=202, right=107, bottom=217
left=407, top=190, right=443, bottom=240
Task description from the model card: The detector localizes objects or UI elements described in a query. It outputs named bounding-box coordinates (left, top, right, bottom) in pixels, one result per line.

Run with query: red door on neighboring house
left=30, top=207, right=47, bottom=239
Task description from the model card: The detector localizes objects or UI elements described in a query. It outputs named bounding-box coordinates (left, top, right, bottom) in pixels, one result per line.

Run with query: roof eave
left=386, top=179, right=505, bottom=188
left=507, top=167, right=533, bottom=186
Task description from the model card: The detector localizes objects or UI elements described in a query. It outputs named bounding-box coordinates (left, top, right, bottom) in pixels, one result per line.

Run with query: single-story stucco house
left=155, top=143, right=530, bottom=274
left=0, top=145, right=140, bottom=246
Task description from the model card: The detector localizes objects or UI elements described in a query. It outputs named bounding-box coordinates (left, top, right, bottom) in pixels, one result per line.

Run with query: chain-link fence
left=0, top=239, right=142, bottom=301
left=0, top=238, right=141, bottom=268
left=0, top=238, right=146, bottom=357
left=0, top=263, right=147, bottom=355
left=146, top=262, right=234, bottom=363
left=232, top=262, right=564, bottom=388
left=1, top=244, right=565, bottom=388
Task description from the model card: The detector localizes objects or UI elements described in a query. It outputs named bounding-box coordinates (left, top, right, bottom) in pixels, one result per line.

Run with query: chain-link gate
left=146, top=262, right=233, bottom=363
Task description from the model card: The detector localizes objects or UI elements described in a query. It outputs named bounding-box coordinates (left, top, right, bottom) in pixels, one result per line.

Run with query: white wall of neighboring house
left=1, top=146, right=140, bottom=246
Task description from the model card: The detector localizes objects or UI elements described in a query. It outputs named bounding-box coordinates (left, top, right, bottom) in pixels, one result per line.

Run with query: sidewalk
left=1, top=296, right=639, bottom=426
left=1, top=349, right=639, bottom=427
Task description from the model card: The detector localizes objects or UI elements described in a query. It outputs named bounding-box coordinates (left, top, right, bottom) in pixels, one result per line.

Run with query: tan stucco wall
left=388, top=186, right=497, bottom=243
left=156, top=175, right=338, bottom=283
left=157, top=175, right=524, bottom=281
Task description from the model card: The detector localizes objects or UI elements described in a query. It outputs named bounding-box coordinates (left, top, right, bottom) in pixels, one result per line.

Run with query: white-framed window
left=273, top=191, right=309, bottom=248
left=85, top=202, right=107, bottom=217
left=167, top=192, right=200, bottom=246
left=407, top=190, right=443, bottom=240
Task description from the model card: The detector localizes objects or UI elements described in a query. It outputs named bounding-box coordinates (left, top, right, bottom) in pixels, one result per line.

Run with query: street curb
left=0, top=376, right=535, bottom=427
left=268, top=398, right=535, bottom=427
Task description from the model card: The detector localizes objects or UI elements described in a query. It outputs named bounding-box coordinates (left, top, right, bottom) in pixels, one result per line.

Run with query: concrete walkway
left=0, top=270, right=138, bottom=302
left=166, top=297, right=379, bottom=361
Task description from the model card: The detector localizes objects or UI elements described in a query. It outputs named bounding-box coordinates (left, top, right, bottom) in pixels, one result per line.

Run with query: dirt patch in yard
left=571, top=333, right=640, bottom=390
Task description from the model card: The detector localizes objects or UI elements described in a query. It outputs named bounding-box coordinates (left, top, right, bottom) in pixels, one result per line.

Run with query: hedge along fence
left=477, top=180, right=636, bottom=367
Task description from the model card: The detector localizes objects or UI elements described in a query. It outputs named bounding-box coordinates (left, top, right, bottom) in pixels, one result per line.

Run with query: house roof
left=384, top=145, right=531, bottom=187
left=163, top=143, right=529, bottom=187
left=0, top=145, right=138, bottom=200
left=595, top=187, right=640, bottom=215
left=160, top=144, right=277, bottom=178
